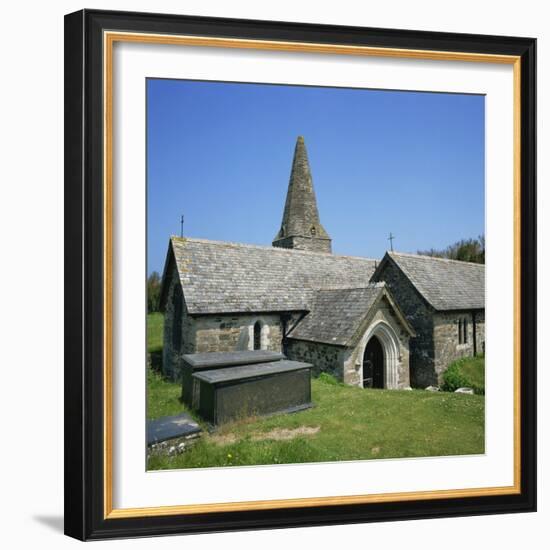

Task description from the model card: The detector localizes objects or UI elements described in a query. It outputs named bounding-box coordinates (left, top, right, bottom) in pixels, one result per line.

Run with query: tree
left=418, top=235, right=485, bottom=264
left=147, top=271, right=162, bottom=312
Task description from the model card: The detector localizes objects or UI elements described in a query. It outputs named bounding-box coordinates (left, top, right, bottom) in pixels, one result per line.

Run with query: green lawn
left=147, top=312, right=163, bottom=371
left=147, top=312, right=164, bottom=351
left=147, top=313, right=485, bottom=470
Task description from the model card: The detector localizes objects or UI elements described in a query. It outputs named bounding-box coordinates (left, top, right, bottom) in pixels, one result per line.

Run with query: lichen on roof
left=379, top=251, right=485, bottom=311
left=168, top=236, right=377, bottom=315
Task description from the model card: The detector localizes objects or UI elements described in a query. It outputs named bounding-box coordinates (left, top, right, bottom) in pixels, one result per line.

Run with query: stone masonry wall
left=285, top=339, right=345, bottom=379
left=162, top=267, right=196, bottom=380
left=433, top=309, right=485, bottom=383
left=163, top=266, right=284, bottom=380
left=374, top=260, right=436, bottom=387
left=272, top=235, right=332, bottom=254
left=475, top=310, right=485, bottom=354
left=193, top=314, right=283, bottom=354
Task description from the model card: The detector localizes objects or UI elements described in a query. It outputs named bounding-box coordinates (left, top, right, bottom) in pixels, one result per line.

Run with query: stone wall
left=374, top=260, right=436, bottom=387
left=475, top=310, right=485, bottom=354
left=433, top=309, right=485, bottom=382
left=285, top=339, right=345, bottom=379
left=272, top=235, right=332, bottom=254
left=162, top=266, right=197, bottom=380
left=193, top=314, right=283, bottom=354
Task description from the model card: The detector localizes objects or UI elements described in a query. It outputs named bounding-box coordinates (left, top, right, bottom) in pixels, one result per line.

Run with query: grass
left=146, top=313, right=485, bottom=470
left=147, top=312, right=163, bottom=371
left=442, top=355, right=485, bottom=395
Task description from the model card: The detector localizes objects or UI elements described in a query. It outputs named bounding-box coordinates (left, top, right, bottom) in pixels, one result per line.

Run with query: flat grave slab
left=192, top=360, right=313, bottom=425
left=182, top=350, right=285, bottom=368
left=181, top=350, right=285, bottom=408
left=193, top=360, right=311, bottom=383
left=147, top=412, right=201, bottom=446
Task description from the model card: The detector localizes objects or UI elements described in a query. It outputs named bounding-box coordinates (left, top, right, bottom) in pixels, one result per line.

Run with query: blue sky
left=147, top=79, right=484, bottom=275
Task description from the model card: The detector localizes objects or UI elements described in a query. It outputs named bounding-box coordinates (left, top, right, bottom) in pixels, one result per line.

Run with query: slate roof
left=163, top=236, right=377, bottom=315
left=288, top=284, right=415, bottom=346
left=378, top=252, right=485, bottom=311
left=288, top=285, right=383, bottom=346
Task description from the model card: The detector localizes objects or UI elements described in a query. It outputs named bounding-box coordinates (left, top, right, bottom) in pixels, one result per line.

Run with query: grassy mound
left=442, top=355, right=485, bottom=395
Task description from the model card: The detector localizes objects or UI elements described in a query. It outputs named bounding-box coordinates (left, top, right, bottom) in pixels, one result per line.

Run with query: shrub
left=442, top=356, right=485, bottom=395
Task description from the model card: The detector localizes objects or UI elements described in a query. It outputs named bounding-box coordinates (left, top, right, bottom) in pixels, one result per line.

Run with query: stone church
left=159, top=136, right=485, bottom=389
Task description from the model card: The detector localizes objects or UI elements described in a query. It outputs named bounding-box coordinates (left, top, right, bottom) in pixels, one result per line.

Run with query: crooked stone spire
left=272, top=136, right=332, bottom=253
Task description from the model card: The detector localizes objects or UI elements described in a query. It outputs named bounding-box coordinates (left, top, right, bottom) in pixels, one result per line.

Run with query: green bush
left=442, top=356, right=485, bottom=395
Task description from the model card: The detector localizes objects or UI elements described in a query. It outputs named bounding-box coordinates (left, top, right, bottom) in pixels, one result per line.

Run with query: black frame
left=64, top=9, right=537, bottom=541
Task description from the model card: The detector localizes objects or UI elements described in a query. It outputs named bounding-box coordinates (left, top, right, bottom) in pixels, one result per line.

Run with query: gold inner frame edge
left=102, top=30, right=522, bottom=519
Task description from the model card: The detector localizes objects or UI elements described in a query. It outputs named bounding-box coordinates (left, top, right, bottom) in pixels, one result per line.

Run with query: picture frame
left=64, top=9, right=536, bottom=541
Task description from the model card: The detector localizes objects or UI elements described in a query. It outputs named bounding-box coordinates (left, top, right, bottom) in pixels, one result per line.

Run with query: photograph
left=145, top=79, right=486, bottom=470
left=60, top=7, right=537, bottom=541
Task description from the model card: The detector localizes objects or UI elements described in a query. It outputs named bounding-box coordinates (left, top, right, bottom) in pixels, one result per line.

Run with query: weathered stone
left=181, top=350, right=285, bottom=408
left=147, top=413, right=201, bottom=445
left=147, top=433, right=201, bottom=458
left=163, top=236, right=376, bottom=315
left=272, top=136, right=332, bottom=253
left=455, top=387, right=475, bottom=394
left=433, top=310, right=485, bottom=379
left=193, top=360, right=313, bottom=425
left=373, top=252, right=485, bottom=387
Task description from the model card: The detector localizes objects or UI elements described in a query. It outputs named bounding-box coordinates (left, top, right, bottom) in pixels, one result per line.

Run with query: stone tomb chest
left=192, top=360, right=313, bottom=425
left=180, top=350, right=285, bottom=408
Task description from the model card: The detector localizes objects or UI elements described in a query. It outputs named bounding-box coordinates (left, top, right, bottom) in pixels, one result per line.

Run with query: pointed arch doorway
left=362, top=335, right=385, bottom=388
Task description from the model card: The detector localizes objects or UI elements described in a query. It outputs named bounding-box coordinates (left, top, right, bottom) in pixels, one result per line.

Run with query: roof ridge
left=315, top=283, right=385, bottom=292
left=171, top=235, right=377, bottom=262
left=389, top=250, right=484, bottom=267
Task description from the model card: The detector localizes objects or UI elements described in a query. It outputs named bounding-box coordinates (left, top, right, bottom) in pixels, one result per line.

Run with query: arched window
left=253, top=321, right=262, bottom=350
left=310, top=226, right=316, bottom=236
left=463, top=317, right=468, bottom=344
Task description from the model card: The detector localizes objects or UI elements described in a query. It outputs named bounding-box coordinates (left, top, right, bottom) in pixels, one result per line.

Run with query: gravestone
left=147, top=412, right=201, bottom=445
left=192, top=360, right=313, bottom=425
left=180, top=350, right=285, bottom=408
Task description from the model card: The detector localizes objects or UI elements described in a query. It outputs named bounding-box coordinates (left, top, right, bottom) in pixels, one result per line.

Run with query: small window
left=310, top=226, right=316, bottom=236
left=458, top=317, right=469, bottom=345
left=253, top=321, right=262, bottom=350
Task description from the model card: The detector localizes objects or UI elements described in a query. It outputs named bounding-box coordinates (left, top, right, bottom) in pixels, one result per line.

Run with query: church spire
left=272, top=136, right=332, bottom=253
